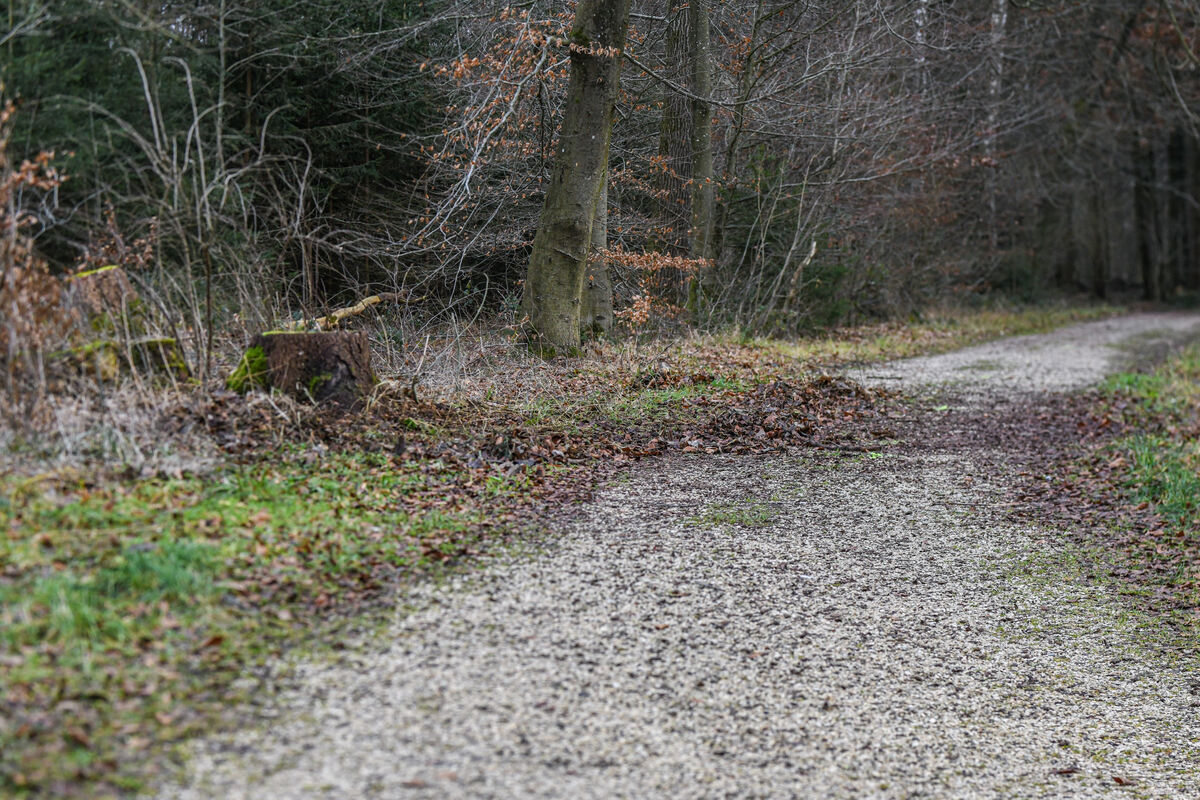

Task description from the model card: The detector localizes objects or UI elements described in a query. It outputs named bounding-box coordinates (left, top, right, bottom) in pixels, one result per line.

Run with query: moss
left=226, top=345, right=268, bottom=393
left=66, top=339, right=117, bottom=357
left=48, top=340, right=120, bottom=381
left=132, top=337, right=190, bottom=378
left=399, top=416, right=441, bottom=435
left=569, top=25, right=590, bottom=47
left=688, top=501, right=777, bottom=528
left=306, top=372, right=333, bottom=397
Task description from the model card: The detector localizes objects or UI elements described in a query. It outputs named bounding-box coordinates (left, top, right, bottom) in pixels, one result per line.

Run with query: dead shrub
left=0, top=100, right=73, bottom=418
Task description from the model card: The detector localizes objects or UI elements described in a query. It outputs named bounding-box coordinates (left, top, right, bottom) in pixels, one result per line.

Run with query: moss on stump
left=227, top=331, right=374, bottom=407
left=54, top=336, right=189, bottom=381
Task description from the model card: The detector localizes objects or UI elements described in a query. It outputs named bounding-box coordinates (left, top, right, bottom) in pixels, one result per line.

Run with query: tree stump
left=53, top=266, right=190, bottom=381
left=227, top=331, right=374, bottom=407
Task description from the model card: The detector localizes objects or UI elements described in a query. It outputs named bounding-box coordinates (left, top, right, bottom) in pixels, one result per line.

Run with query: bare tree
left=520, top=0, right=632, bottom=352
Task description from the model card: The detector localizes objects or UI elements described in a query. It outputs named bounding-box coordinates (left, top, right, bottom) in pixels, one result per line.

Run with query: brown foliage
left=0, top=101, right=72, bottom=401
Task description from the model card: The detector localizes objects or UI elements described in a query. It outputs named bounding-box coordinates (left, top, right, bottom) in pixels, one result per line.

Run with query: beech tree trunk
left=581, top=170, right=613, bottom=337
left=685, top=0, right=715, bottom=313
left=986, top=0, right=1008, bottom=259
left=520, top=0, right=631, bottom=353
left=656, top=4, right=691, bottom=249
left=1135, top=140, right=1162, bottom=301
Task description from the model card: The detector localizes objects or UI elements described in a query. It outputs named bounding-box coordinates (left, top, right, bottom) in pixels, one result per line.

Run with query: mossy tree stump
left=56, top=265, right=190, bottom=380
left=228, top=331, right=374, bottom=407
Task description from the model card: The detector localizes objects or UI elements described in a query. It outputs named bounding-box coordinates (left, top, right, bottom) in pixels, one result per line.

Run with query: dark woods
left=3, top=1, right=1199, bottom=347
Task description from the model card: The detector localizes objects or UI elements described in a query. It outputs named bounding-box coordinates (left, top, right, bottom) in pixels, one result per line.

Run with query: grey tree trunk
left=986, top=0, right=1008, bottom=258
left=520, top=0, right=631, bottom=353
left=581, top=170, right=613, bottom=337
left=1135, top=141, right=1162, bottom=301
left=656, top=4, right=691, bottom=250
left=710, top=0, right=764, bottom=266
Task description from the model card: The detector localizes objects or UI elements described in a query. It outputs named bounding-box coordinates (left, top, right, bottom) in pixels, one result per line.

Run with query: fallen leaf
left=66, top=727, right=91, bottom=748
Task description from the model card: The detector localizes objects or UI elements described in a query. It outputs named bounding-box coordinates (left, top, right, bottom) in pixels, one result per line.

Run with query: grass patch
left=0, top=449, right=490, bottom=796
left=689, top=501, right=777, bottom=528
left=1093, top=344, right=1200, bottom=621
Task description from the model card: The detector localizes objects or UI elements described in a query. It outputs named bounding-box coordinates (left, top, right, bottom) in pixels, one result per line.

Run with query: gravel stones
left=154, top=314, right=1200, bottom=799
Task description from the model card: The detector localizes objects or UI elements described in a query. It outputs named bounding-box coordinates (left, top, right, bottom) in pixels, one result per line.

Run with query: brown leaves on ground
left=164, top=368, right=890, bottom=483
left=985, top=393, right=1199, bottom=623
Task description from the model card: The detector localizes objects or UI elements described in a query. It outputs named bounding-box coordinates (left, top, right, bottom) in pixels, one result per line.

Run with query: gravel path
left=851, top=311, right=1200, bottom=399
left=155, top=313, right=1200, bottom=800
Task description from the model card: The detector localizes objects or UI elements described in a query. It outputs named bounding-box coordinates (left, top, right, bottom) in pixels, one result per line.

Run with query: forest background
left=5, top=3, right=1200, bottom=795
left=3, top=0, right=1199, bottom=387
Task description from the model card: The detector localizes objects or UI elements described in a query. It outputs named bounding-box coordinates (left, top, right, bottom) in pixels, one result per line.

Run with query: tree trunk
left=688, top=0, right=714, bottom=263
left=1091, top=186, right=1108, bottom=299
left=1167, top=127, right=1187, bottom=295
left=685, top=0, right=715, bottom=314
left=581, top=170, right=613, bottom=337
left=1134, top=141, right=1161, bottom=301
left=710, top=0, right=764, bottom=265
left=656, top=3, right=691, bottom=251
left=913, top=0, right=929, bottom=91
left=228, top=331, right=374, bottom=409
left=520, top=0, right=631, bottom=354
left=1187, top=133, right=1200, bottom=291
left=986, top=0, right=1008, bottom=259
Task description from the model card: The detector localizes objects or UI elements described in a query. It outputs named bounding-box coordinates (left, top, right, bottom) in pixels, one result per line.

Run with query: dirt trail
left=154, top=313, right=1200, bottom=800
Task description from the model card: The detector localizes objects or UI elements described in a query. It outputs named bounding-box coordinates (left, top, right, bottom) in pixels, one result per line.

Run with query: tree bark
left=913, top=0, right=929, bottom=91
left=1167, top=127, right=1187, bottom=294
left=1091, top=186, right=1108, bottom=299
left=656, top=3, right=691, bottom=250
left=986, top=0, right=1008, bottom=259
left=688, top=0, right=714, bottom=263
left=520, top=0, right=631, bottom=353
left=229, top=331, right=374, bottom=409
left=581, top=170, right=613, bottom=337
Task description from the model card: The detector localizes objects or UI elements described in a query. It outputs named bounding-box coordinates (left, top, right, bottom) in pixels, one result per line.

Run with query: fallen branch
left=289, top=292, right=426, bottom=331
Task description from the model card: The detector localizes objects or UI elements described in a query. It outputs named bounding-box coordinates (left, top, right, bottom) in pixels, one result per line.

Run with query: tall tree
left=656, top=3, right=692, bottom=249
left=687, top=0, right=714, bottom=263
left=520, top=0, right=631, bottom=352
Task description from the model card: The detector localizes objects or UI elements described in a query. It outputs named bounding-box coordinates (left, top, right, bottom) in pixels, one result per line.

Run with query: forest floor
left=153, top=311, right=1200, bottom=799
left=5, top=305, right=1200, bottom=797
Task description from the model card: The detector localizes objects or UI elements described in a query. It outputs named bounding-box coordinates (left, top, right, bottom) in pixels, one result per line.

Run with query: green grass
left=1093, top=343, right=1200, bottom=618
left=0, top=449, right=487, bottom=796
left=1123, top=436, right=1200, bottom=529
left=601, top=375, right=753, bottom=426
left=689, top=501, right=777, bottom=528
